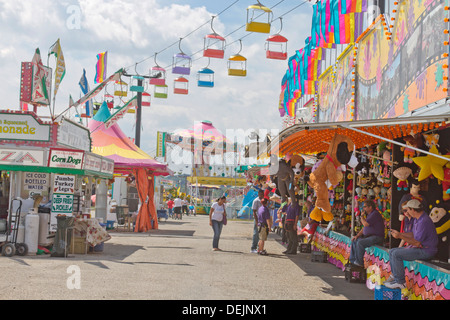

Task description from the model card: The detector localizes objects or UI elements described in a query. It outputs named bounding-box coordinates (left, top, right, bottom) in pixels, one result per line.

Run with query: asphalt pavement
left=0, top=214, right=375, bottom=301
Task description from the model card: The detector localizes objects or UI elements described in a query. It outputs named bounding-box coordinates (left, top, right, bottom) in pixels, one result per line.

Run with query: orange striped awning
left=269, top=115, right=450, bottom=157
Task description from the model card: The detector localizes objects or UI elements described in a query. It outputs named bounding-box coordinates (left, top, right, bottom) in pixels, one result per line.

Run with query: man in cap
left=385, top=199, right=438, bottom=289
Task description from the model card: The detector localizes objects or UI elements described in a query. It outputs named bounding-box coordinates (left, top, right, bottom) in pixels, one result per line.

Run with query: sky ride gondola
left=227, top=40, right=247, bottom=77
left=246, top=1, right=273, bottom=34
left=203, top=16, right=226, bottom=59
left=172, top=38, right=192, bottom=75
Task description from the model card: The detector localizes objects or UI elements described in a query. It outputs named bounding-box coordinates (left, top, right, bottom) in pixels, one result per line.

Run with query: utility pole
left=123, top=71, right=161, bottom=148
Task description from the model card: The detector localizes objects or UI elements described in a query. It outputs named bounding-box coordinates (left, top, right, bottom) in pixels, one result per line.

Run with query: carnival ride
left=167, top=120, right=246, bottom=215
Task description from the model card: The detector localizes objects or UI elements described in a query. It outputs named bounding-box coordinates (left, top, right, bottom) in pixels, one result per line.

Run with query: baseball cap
left=402, top=199, right=422, bottom=210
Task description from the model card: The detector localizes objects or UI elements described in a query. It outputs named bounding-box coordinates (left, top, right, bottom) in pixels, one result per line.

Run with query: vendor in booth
left=348, top=199, right=385, bottom=267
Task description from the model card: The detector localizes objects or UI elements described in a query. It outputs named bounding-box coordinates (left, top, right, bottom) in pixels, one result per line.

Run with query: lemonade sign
left=0, top=111, right=51, bottom=142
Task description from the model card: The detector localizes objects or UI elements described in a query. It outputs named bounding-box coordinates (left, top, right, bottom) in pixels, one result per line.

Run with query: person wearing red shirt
left=167, top=199, right=174, bottom=218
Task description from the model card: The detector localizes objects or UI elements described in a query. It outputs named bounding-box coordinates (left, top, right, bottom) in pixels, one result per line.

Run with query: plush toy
left=423, top=132, right=439, bottom=148
left=393, top=167, right=413, bottom=191
left=308, top=134, right=357, bottom=222
left=442, top=166, right=450, bottom=201
left=346, top=173, right=354, bottom=192
left=398, top=180, right=428, bottom=214
left=401, top=135, right=422, bottom=163
left=429, top=203, right=450, bottom=261
left=290, top=154, right=305, bottom=177
left=269, top=155, right=296, bottom=203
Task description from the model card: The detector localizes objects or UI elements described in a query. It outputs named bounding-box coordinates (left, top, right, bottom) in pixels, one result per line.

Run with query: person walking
left=257, top=198, right=272, bottom=255
left=174, top=196, right=182, bottom=220
left=182, top=198, right=189, bottom=216
left=250, top=190, right=264, bottom=253
left=283, top=201, right=300, bottom=255
left=167, top=198, right=174, bottom=219
left=209, top=196, right=227, bottom=251
left=385, top=199, right=438, bottom=289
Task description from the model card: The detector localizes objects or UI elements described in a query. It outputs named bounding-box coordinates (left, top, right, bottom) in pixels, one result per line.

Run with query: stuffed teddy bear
left=393, top=167, right=413, bottom=191
left=429, top=203, right=450, bottom=261
left=290, top=154, right=305, bottom=177
left=308, top=134, right=357, bottom=222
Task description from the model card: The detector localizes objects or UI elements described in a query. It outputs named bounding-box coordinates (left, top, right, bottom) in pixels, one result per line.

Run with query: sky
left=0, top=0, right=313, bottom=172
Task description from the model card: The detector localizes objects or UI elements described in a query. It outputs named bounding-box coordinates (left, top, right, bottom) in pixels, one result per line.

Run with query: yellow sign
left=187, top=176, right=246, bottom=186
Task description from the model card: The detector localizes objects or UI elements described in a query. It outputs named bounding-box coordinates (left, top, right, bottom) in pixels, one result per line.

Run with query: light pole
left=122, top=71, right=161, bottom=148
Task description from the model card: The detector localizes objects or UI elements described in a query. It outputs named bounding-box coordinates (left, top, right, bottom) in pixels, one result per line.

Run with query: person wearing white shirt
left=209, top=196, right=227, bottom=251
left=174, top=197, right=182, bottom=220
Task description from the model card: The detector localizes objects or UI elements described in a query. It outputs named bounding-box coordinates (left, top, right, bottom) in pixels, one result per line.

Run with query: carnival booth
left=88, top=103, right=172, bottom=232
left=269, top=115, right=450, bottom=300
left=0, top=110, right=114, bottom=256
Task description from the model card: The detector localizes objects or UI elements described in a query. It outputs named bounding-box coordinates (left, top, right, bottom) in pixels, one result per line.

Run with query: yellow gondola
left=246, top=1, right=273, bottom=34
left=227, top=40, right=247, bottom=77
left=114, top=81, right=128, bottom=97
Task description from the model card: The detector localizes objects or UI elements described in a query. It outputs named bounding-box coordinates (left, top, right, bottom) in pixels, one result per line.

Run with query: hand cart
left=0, top=199, right=28, bottom=257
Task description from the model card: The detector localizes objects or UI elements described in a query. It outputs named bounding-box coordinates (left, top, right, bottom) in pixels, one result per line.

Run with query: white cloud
left=0, top=0, right=313, bottom=164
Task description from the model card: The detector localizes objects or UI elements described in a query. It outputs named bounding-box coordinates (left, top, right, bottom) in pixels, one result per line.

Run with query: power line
left=124, top=0, right=309, bottom=73
left=124, top=0, right=242, bottom=70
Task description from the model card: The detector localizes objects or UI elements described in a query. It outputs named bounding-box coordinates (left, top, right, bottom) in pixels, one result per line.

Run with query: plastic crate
left=71, top=237, right=87, bottom=254
left=374, top=285, right=402, bottom=300
left=300, top=243, right=311, bottom=253
left=344, top=264, right=367, bottom=283
left=311, top=250, right=328, bottom=262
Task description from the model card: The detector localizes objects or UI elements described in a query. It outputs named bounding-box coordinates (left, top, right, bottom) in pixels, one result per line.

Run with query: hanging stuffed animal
left=269, top=155, right=296, bottom=203
left=380, top=148, right=392, bottom=187
left=401, top=135, right=422, bottom=163
left=290, top=154, right=305, bottom=178
left=393, top=167, right=413, bottom=191
left=442, top=165, right=450, bottom=201
left=308, top=134, right=357, bottom=222
left=423, top=132, right=440, bottom=149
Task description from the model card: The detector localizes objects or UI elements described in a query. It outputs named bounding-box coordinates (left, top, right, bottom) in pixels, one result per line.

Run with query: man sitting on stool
left=385, top=199, right=438, bottom=289
left=348, top=199, right=385, bottom=267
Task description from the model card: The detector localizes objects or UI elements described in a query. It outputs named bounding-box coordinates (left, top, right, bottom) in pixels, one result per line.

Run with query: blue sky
left=0, top=0, right=313, bottom=169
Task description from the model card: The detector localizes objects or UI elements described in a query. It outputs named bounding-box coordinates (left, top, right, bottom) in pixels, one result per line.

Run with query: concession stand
left=0, top=110, right=114, bottom=255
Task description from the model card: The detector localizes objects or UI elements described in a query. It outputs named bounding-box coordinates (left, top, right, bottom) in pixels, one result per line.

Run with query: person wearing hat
left=385, top=199, right=438, bottom=289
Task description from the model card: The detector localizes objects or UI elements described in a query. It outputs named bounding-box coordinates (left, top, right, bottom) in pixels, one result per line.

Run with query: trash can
left=51, top=215, right=75, bottom=257
left=116, top=205, right=129, bottom=225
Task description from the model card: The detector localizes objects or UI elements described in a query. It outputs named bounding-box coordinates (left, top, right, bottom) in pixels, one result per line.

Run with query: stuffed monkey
left=308, top=134, right=357, bottom=222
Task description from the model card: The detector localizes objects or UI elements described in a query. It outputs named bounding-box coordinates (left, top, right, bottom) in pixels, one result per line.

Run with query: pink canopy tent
left=87, top=103, right=172, bottom=176
left=88, top=103, right=172, bottom=232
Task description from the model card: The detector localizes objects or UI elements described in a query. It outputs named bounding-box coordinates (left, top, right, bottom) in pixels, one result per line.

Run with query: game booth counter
left=0, top=110, right=115, bottom=257
left=268, top=114, right=450, bottom=300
